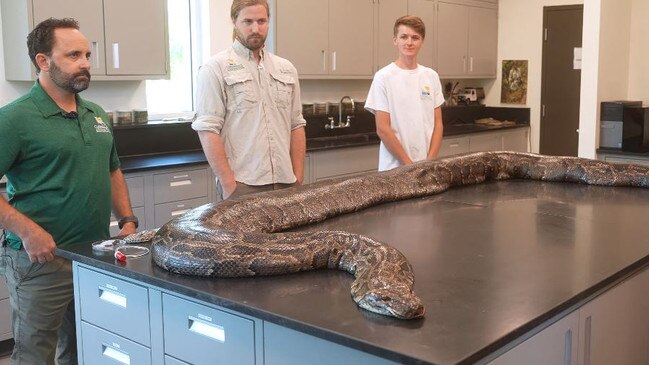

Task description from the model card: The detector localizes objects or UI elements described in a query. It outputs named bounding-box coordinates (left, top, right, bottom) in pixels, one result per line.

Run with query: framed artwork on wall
left=501, top=60, right=528, bottom=104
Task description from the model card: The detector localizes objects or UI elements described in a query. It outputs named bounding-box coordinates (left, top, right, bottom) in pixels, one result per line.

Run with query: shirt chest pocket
left=270, top=72, right=295, bottom=109
left=224, top=73, right=257, bottom=109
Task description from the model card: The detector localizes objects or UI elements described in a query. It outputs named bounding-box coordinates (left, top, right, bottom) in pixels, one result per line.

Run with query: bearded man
left=0, top=18, right=137, bottom=364
left=192, top=0, right=307, bottom=201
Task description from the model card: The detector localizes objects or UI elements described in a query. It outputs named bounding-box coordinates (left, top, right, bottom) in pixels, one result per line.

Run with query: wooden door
left=467, top=6, right=497, bottom=77
left=436, top=2, right=468, bottom=77
left=275, top=0, right=328, bottom=76
left=540, top=5, right=582, bottom=156
left=376, top=0, right=408, bottom=71
left=32, top=0, right=105, bottom=76
left=407, top=0, right=436, bottom=70
left=328, top=0, right=373, bottom=76
left=103, top=0, right=167, bottom=76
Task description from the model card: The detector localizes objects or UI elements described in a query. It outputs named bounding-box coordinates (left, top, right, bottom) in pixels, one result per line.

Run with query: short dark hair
left=393, top=15, right=426, bottom=39
left=27, top=18, right=80, bottom=73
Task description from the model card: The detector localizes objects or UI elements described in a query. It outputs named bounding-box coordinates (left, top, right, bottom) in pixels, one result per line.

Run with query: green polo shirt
left=0, top=82, right=120, bottom=249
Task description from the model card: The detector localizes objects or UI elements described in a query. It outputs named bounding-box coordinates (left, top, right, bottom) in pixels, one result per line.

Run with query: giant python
left=150, top=151, right=649, bottom=319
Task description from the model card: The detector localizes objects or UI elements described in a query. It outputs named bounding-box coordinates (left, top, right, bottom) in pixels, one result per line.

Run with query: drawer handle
left=449, top=143, right=460, bottom=148
left=173, top=174, right=190, bottom=179
left=109, top=221, right=119, bottom=227
left=188, top=316, right=225, bottom=342
left=99, top=287, right=127, bottom=308
left=170, top=180, right=192, bottom=187
left=102, top=345, right=130, bottom=365
left=171, top=209, right=190, bottom=217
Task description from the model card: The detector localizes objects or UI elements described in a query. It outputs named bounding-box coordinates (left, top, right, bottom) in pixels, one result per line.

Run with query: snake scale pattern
left=151, top=151, right=649, bottom=319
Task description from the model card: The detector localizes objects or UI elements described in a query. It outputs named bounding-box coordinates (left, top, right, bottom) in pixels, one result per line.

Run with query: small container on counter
left=302, top=103, right=314, bottom=117
left=105, top=111, right=115, bottom=125
left=313, top=102, right=329, bottom=116
left=116, top=110, right=133, bottom=125
left=133, top=109, right=148, bottom=124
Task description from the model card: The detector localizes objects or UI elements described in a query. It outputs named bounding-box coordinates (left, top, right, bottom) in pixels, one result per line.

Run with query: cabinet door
left=328, top=0, right=373, bottom=76
left=502, top=129, right=529, bottom=152
left=275, top=0, right=328, bottom=76
left=436, top=2, right=468, bottom=77
left=407, top=0, right=437, bottom=69
left=467, top=6, right=497, bottom=77
left=577, top=269, right=649, bottom=365
left=470, top=133, right=501, bottom=152
left=438, top=136, right=469, bottom=157
left=103, top=0, right=167, bottom=76
left=32, top=0, right=106, bottom=76
left=487, top=311, right=579, bottom=365
left=376, top=0, right=408, bottom=71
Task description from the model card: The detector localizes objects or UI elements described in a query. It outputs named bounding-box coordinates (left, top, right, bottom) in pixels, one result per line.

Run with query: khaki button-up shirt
left=192, top=41, right=306, bottom=186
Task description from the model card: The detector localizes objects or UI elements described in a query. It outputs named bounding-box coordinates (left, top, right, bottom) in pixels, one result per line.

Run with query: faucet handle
left=325, top=116, right=336, bottom=129
left=343, top=115, right=353, bottom=127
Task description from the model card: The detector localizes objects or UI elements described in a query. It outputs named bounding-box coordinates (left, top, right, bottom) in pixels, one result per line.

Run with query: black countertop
left=57, top=180, right=649, bottom=364
left=597, top=147, right=649, bottom=158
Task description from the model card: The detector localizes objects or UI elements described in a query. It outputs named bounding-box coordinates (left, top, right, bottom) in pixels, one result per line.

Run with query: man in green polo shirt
left=0, top=18, right=137, bottom=364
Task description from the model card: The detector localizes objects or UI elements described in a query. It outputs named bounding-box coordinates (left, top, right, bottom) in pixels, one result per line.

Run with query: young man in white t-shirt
left=365, top=16, right=445, bottom=171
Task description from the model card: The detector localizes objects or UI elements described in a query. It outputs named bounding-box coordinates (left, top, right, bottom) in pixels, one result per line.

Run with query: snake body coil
left=151, top=151, right=649, bottom=319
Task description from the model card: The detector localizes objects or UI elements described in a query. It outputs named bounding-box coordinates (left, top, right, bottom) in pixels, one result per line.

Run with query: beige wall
left=628, top=0, right=649, bottom=104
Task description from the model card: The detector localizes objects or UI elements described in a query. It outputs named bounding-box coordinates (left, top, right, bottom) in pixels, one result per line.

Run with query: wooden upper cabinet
left=275, top=0, right=328, bottom=76
left=376, top=0, right=408, bottom=71
left=437, top=1, right=497, bottom=78
left=275, top=0, right=373, bottom=78
left=32, top=0, right=106, bottom=77
left=407, top=0, right=437, bottom=70
left=103, top=0, right=168, bottom=76
left=1, top=0, right=169, bottom=81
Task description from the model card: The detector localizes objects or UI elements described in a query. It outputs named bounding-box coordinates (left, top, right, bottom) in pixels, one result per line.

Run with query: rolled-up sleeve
left=192, top=62, right=227, bottom=134
left=289, top=66, right=306, bottom=131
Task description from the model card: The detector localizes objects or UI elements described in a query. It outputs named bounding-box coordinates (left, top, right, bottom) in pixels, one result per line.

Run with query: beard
left=49, top=61, right=91, bottom=94
left=235, top=28, right=266, bottom=51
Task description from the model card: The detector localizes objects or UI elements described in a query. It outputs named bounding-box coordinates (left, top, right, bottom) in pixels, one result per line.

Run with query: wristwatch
left=118, top=215, right=139, bottom=229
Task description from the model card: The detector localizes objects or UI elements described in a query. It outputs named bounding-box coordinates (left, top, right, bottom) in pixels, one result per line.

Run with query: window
left=146, top=0, right=210, bottom=120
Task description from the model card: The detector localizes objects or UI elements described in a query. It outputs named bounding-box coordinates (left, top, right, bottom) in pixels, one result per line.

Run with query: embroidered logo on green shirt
left=94, top=116, right=110, bottom=133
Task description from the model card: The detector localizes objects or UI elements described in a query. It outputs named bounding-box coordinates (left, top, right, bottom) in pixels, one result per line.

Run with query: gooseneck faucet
left=339, top=96, right=355, bottom=128
left=325, top=96, right=355, bottom=129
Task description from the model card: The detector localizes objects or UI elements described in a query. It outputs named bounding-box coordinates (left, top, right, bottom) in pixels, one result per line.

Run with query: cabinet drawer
left=312, top=145, right=379, bottom=180
left=470, top=133, right=502, bottom=152
left=439, top=136, right=470, bottom=157
left=80, top=322, right=151, bottom=365
left=153, top=169, right=208, bottom=204
left=154, top=197, right=209, bottom=228
left=126, top=176, right=145, bottom=207
left=109, top=206, right=145, bottom=237
left=77, top=267, right=150, bottom=346
left=162, top=293, right=255, bottom=365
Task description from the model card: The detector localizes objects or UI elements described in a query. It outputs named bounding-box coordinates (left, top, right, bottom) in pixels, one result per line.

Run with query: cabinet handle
left=469, top=56, right=474, bottom=72
left=91, top=41, right=99, bottom=69
left=98, top=287, right=127, bottom=308
left=332, top=51, right=337, bottom=71
left=170, top=180, right=192, bottom=187
left=449, top=143, right=460, bottom=148
left=173, top=174, right=190, bottom=179
left=321, top=50, right=326, bottom=72
left=102, top=345, right=130, bottom=365
left=109, top=220, right=119, bottom=227
left=171, top=209, right=190, bottom=217
left=112, top=42, right=120, bottom=69
left=584, top=315, right=592, bottom=365
left=188, top=315, right=225, bottom=342
left=563, top=329, right=572, bottom=365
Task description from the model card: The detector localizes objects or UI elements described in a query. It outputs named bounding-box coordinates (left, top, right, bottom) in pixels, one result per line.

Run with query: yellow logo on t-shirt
left=421, top=86, right=431, bottom=96
left=95, top=116, right=104, bottom=124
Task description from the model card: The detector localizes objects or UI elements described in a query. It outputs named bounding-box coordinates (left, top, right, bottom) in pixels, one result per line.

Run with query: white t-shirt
left=365, top=63, right=445, bottom=171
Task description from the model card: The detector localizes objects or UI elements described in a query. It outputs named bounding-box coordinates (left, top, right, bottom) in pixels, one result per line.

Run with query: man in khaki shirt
left=192, top=0, right=306, bottom=200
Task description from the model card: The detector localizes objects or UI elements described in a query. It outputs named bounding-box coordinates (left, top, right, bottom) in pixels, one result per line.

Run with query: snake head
left=356, top=289, right=425, bottom=319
